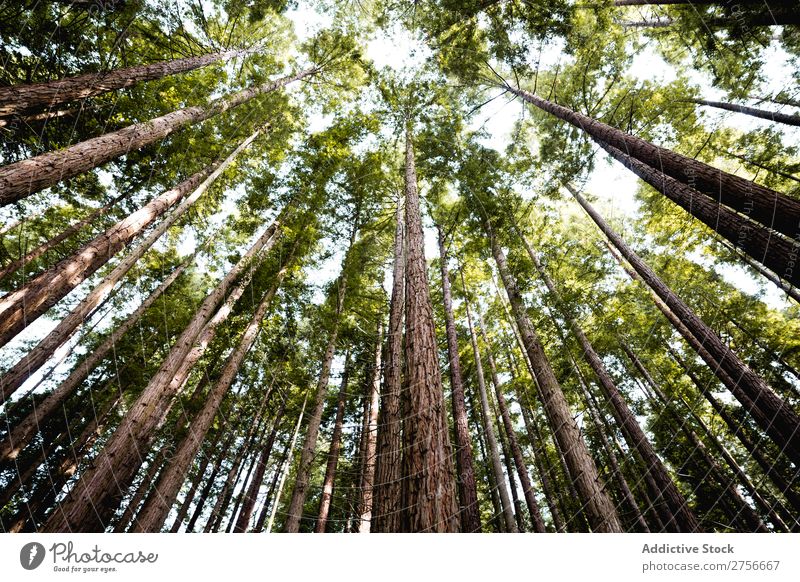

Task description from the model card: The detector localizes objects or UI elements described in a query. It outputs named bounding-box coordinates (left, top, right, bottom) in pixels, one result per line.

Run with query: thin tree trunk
left=597, top=140, right=800, bottom=289
left=40, top=215, right=283, bottom=532
left=483, top=217, right=621, bottom=532
left=436, top=225, right=480, bottom=532
left=495, top=403, right=526, bottom=532
left=0, top=67, right=317, bottom=205
left=0, top=49, right=252, bottom=119
left=400, top=126, right=459, bottom=532
left=0, top=128, right=263, bottom=353
left=372, top=198, right=405, bottom=533
left=314, top=354, right=351, bottom=533
left=572, top=187, right=800, bottom=466
left=0, top=189, right=129, bottom=281
left=168, top=432, right=222, bottom=533
left=476, top=309, right=546, bottom=532
left=462, top=285, right=517, bottom=533
left=0, top=253, right=191, bottom=463
left=519, top=227, right=700, bottom=531
left=505, top=85, right=800, bottom=240
left=253, top=434, right=291, bottom=532
left=112, top=452, right=166, bottom=532
left=690, top=99, right=800, bottom=127
left=357, top=320, right=383, bottom=533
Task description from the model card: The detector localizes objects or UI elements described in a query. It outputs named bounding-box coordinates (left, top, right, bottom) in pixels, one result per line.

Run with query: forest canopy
left=0, top=0, right=798, bottom=534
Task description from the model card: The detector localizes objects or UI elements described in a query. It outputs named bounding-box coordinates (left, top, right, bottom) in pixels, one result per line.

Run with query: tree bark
left=314, top=354, right=351, bottom=533
left=0, top=128, right=263, bottom=352
left=690, top=99, right=800, bottom=127
left=0, top=67, right=316, bottom=205
left=357, top=320, right=383, bottom=533
left=40, top=215, right=283, bottom=532
left=506, top=85, right=800, bottom=241
left=0, top=253, right=191, bottom=463
left=484, top=217, right=622, bottom=532
left=436, top=225, right=481, bottom=532
left=573, top=188, right=800, bottom=467
left=518, top=226, right=700, bottom=532
left=400, top=126, right=459, bottom=532
left=597, top=140, right=800, bottom=290
left=372, top=198, right=405, bottom=533
left=462, top=285, right=518, bottom=533
left=0, top=49, right=251, bottom=119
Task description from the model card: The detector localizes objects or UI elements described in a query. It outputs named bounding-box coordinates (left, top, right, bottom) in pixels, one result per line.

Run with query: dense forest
left=0, top=0, right=798, bottom=534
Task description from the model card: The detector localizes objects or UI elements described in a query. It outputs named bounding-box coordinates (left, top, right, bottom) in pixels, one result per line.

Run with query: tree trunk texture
left=400, top=127, right=459, bottom=533
left=0, top=49, right=250, bottom=118
left=463, top=287, right=518, bottom=533
left=572, top=187, right=800, bottom=467
left=436, top=225, right=481, bottom=532
left=598, top=141, right=799, bottom=290
left=0, top=127, right=262, bottom=353
left=691, top=99, right=800, bottom=127
left=372, top=198, right=405, bottom=533
left=314, top=354, right=351, bottom=533
left=357, top=320, right=383, bottom=533
left=0, top=253, right=191, bottom=463
left=0, top=67, right=316, bottom=205
left=484, top=218, right=622, bottom=532
left=40, top=215, right=283, bottom=532
left=506, top=85, right=800, bottom=241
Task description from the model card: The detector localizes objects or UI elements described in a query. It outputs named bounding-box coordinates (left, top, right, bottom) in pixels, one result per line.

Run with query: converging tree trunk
left=357, top=320, right=383, bottom=533
left=689, top=99, right=800, bottom=127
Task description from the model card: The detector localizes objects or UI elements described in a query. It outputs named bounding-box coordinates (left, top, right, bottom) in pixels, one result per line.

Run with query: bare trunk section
left=477, top=311, right=546, bottom=532
left=572, top=187, right=800, bottom=466
left=357, top=320, right=383, bottom=533
left=690, top=99, right=800, bottom=127
left=0, top=49, right=250, bottom=118
left=400, top=127, right=459, bottom=533
left=598, top=141, right=800, bottom=290
left=0, top=67, right=316, bottom=205
left=462, top=284, right=518, bottom=533
left=518, top=227, right=700, bottom=532
left=436, top=225, right=481, bottom=532
left=314, top=354, right=351, bottom=533
left=484, top=218, right=622, bottom=532
left=506, top=85, right=800, bottom=240
left=40, top=214, right=284, bottom=532
left=0, top=128, right=263, bottom=352
left=372, top=198, right=405, bottom=533
left=0, top=253, right=191, bottom=463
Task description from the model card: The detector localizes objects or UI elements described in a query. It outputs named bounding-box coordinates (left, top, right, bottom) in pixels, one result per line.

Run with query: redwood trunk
left=436, top=225, right=480, bottom=532
left=0, top=49, right=249, bottom=118
left=0, top=67, right=315, bottom=205
left=573, top=188, right=800, bottom=466
left=507, top=85, right=800, bottom=240
left=485, top=218, right=622, bottom=532
left=691, top=99, right=800, bottom=127
left=357, top=320, right=383, bottom=533
left=400, top=127, right=459, bottom=532
left=372, top=199, right=405, bottom=533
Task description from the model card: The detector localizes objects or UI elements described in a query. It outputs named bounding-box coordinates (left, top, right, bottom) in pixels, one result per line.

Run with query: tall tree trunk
left=0, top=253, right=191, bottom=463
left=234, top=400, right=286, bottom=533
left=253, top=434, right=291, bottom=532
left=400, top=126, right=459, bottom=533
left=0, top=189, right=129, bottom=281
left=0, top=49, right=252, bottom=119
left=476, top=309, right=546, bottom=532
left=689, top=99, right=800, bottom=127
left=0, top=128, right=263, bottom=353
left=131, top=254, right=292, bottom=532
left=575, top=188, right=800, bottom=466
left=168, top=430, right=224, bottom=533
left=0, top=67, right=317, bottom=205
left=284, top=242, right=353, bottom=532
left=357, top=320, right=383, bottom=533
left=483, top=218, right=622, bottom=532
left=463, top=285, right=517, bottom=533
left=112, top=452, right=166, bottom=532
left=597, top=140, right=800, bottom=290
left=518, top=227, right=700, bottom=532
left=372, top=198, right=405, bottom=533
left=40, top=215, right=284, bottom=532
left=505, top=85, right=800, bottom=240
left=314, top=354, right=351, bottom=533
left=495, top=401, right=526, bottom=532
left=436, top=225, right=481, bottom=532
